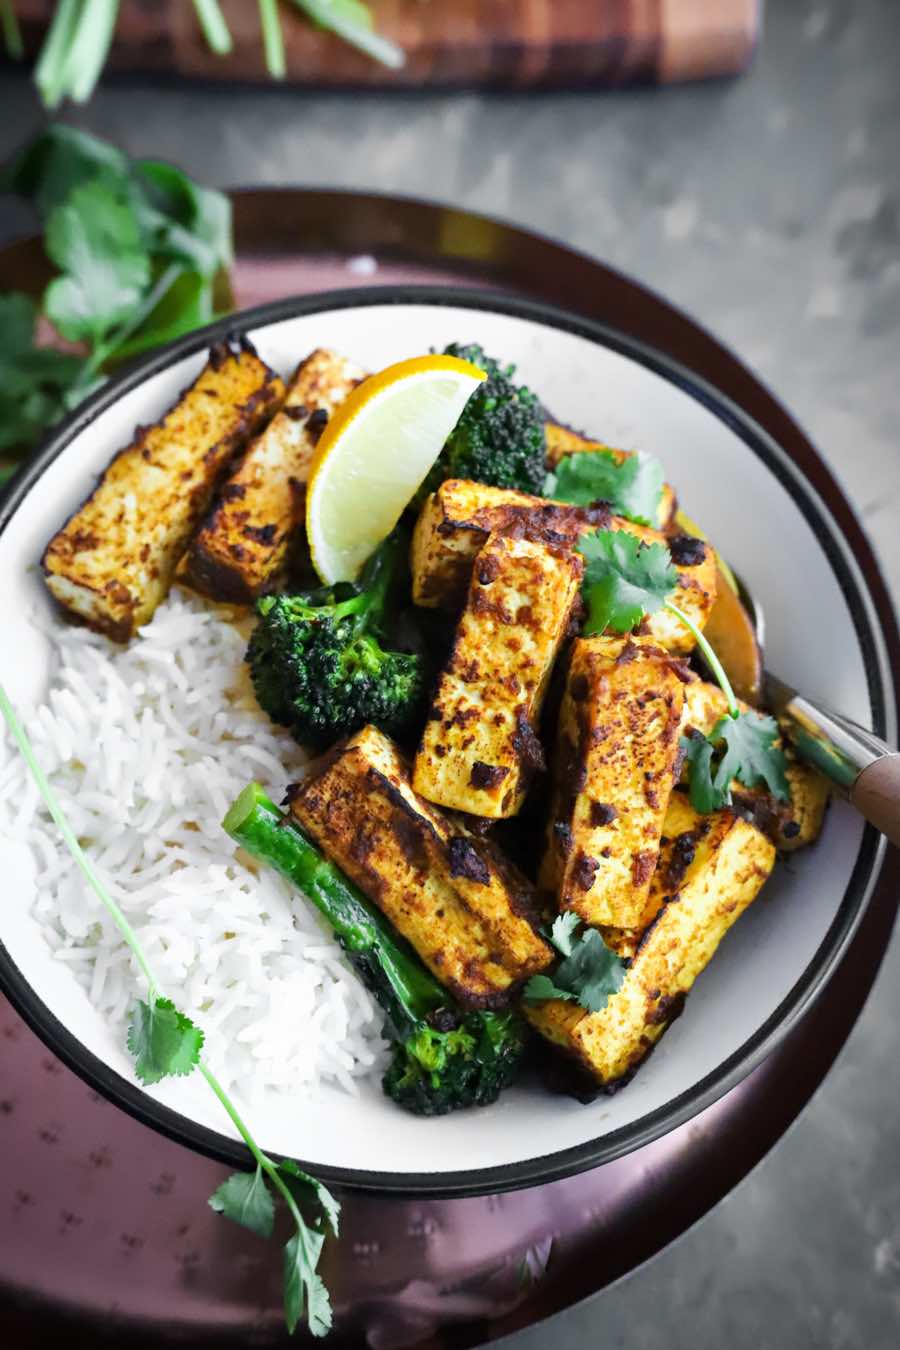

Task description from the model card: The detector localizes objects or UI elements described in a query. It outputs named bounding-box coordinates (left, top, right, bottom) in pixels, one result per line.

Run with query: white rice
left=0, top=590, right=390, bottom=1100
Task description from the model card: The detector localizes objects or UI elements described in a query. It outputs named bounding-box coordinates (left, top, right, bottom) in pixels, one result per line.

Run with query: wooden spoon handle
left=851, top=755, right=900, bottom=848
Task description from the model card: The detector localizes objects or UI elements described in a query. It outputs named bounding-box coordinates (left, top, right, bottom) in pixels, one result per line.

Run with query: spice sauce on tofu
left=526, top=792, right=776, bottom=1087
left=43, top=340, right=283, bottom=641
left=410, top=479, right=716, bottom=654
left=288, top=725, right=552, bottom=1009
left=541, top=634, right=686, bottom=929
left=414, top=529, right=583, bottom=819
left=181, top=348, right=365, bottom=602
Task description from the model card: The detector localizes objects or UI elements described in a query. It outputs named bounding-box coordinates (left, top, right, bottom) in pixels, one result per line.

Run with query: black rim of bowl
left=0, top=284, right=892, bottom=1198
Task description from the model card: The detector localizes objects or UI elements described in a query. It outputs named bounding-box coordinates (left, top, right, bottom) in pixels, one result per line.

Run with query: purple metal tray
left=1, top=190, right=898, bottom=1347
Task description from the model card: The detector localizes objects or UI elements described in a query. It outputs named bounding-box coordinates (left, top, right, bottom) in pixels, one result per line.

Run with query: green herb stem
left=1, top=0, right=24, bottom=59
left=291, top=0, right=404, bottom=68
left=34, top=0, right=83, bottom=108
left=83, top=260, right=185, bottom=378
left=66, top=0, right=121, bottom=103
left=192, top=0, right=233, bottom=54
left=258, top=0, right=286, bottom=77
left=0, top=677, right=158, bottom=994
left=665, top=599, right=739, bottom=717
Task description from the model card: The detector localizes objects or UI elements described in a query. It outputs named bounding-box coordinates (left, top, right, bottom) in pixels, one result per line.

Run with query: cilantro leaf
left=549, top=910, right=580, bottom=956
left=44, top=176, right=152, bottom=344
left=681, top=731, right=728, bottom=812
left=715, top=711, right=790, bottom=799
left=1, top=124, right=129, bottom=215
left=132, top=160, right=233, bottom=278
left=278, top=1159, right=341, bottom=1238
left=0, top=292, right=85, bottom=452
left=522, top=973, right=577, bottom=1005
left=126, top=996, right=204, bottom=1085
left=682, top=711, right=790, bottom=813
left=546, top=449, right=665, bottom=527
left=209, top=1165, right=275, bottom=1239
left=283, top=1225, right=333, bottom=1339
left=524, top=917, right=626, bottom=1014
left=578, top=529, right=678, bottom=635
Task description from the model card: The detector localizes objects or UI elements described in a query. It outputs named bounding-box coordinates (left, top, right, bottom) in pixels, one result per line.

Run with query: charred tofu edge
left=181, top=348, right=365, bottom=603
left=42, top=339, right=283, bottom=641
left=289, top=726, right=552, bottom=1009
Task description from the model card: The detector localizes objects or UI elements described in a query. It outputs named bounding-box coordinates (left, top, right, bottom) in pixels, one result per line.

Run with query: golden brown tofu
left=681, top=681, right=830, bottom=850
left=413, top=531, right=582, bottom=819
left=410, top=479, right=716, bottom=654
left=43, top=342, right=283, bottom=641
left=544, top=422, right=676, bottom=528
left=181, top=348, right=365, bottom=602
left=541, top=635, right=685, bottom=929
left=526, top=794, right=775, bottom=1087
left=288, top=725, right=552, bottom=1008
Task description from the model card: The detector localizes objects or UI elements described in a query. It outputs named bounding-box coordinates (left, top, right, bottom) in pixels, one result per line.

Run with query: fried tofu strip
left=410, top=479, right=715, bottom=654
left=541, top=635, right=685, bottom=929
left=181, top=348, right=365, bottom=602
left=545, top=422, right=676, bottom=528
left=43, top=342, right=283, bottom=641
left=526, top=793, right=776, bottom=1087
left=288, top=725, right=552, bottom=1008
left=682, top=681, right=830, bottom=850
left=413, top=531, right=582, bottom=819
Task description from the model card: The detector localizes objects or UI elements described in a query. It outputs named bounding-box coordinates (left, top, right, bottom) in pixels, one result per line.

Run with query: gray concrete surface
left=2, top=1, right=899, bottom=1345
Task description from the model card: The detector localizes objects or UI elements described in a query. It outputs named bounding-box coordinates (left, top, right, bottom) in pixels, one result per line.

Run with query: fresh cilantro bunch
left=578, top=528, right=789, bottom=812
left=544, top=448, right=665, bottom=527
left=0, top=124, right=233, bottom=482
left=524, top=912, right=626, bottom=1012
left=0, top=677, right=339, bottom=1339
left=1, top=2, right=403, bottom=111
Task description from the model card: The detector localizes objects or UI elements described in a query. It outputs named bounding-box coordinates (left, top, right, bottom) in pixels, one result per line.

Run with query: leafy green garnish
left=682, top=712, right=790, bottom=812
left=284, top=1224, right=332, bottom=1338
left=524, top=912, right=626, bottom=1014
left=579, top=530, right=678, bottom=635
left=545, top=448, right=665, bottom=527
left=127, top=996, right=204, bottom=1084
left=0, top=125, right=233, bottom=474
left=279, top=1158, right=341, bottom=1238
left=209, top=1164, right=276, bottom=1239
left=0, top=293, right=83, bottom=462
left=0, top=676, right=339, bottom=1338
left=44, top=175, right=152, bottom=343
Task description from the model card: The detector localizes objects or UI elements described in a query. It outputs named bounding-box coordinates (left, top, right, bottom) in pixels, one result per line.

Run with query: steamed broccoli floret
left=247, top=532, right=426, bottom=749
left=420, top=342, right=546, bottom=498
left=382, top=1009, right=527, bottom=1117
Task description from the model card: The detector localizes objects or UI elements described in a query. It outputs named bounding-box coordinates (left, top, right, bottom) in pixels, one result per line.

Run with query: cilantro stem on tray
left=0, top=0, right=23, bottom=59
left=0, top=676, right=338, bottom=1338
left=192, top=0, right=233, bottom=55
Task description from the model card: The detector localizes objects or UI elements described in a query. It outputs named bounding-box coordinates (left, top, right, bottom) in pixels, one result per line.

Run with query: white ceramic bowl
left=0, top=287, right=892, bottom=1195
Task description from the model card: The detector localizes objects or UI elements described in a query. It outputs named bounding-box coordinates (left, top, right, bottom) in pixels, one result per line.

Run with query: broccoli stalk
left=223, top=784, right=527, bottom=1116
left=247, top=531, right=426, bottom=750
left=419, top=342, right=547, bottom=498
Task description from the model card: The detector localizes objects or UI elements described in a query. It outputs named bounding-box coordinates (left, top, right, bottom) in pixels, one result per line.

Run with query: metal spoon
left=705, top=569, right=900, bottom=847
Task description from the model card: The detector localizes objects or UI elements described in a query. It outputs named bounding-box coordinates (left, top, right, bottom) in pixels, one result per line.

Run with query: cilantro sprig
left=524, top=912, right=626, bottom=1012
left=578, top=528, right=789, bottom=811
left=2, top=2, right=403, bottom=110
left=545, top=448, right=665, bottom=527
left=0, top=677, right=338, bottom=1338
left=0, top=125, right=233, bottom=482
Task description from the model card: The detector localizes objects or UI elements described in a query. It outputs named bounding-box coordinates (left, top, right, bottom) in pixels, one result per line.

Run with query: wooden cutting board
left=13, top=1, right=761, bottom=87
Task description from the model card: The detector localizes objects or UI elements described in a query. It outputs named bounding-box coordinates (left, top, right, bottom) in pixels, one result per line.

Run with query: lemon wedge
left=305, top=353, right=485, bottom=583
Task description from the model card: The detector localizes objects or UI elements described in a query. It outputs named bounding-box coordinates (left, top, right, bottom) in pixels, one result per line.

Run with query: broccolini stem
left=223, top=784, right=447, bottom=1033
